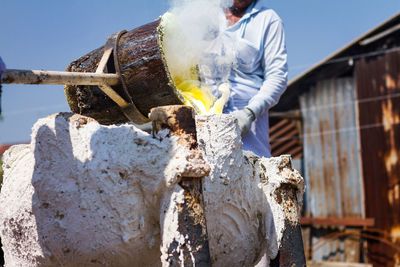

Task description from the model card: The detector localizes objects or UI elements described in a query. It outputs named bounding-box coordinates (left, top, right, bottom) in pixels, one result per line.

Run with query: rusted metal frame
left=300, top=217, right=375, bottom=227
left=270, top=182, right=306, bottom=267
left=270, top=223, right=306, bottom=267
left=150, top=105, right=211, bottom=267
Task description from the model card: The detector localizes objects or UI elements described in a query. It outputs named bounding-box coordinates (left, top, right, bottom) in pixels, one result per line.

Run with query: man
left=0, top=57, right=5, bottom=80
left=224, top=0, right=288, bottom=158
left=0, top=57, right=5, bottom=114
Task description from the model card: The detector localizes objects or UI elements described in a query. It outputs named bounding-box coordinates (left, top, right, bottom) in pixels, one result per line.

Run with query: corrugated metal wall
left=300, top=78, right=364, bottom=218
left=300, top=78, right=364, bottom=261
left=356, top=51, right=400, bottom=267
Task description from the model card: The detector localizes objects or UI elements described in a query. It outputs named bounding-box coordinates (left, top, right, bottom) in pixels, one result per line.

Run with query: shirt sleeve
left=246, top=19, right=288, bottom=117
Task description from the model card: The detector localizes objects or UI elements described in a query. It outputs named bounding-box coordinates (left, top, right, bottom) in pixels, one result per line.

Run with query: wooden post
left=150, top=105, right=212, bottom=267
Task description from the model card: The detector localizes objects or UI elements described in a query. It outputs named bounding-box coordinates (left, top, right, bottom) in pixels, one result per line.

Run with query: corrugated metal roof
left=274, top=12, right=400, bottom=112
left=289, top=12, right=400, bottom=88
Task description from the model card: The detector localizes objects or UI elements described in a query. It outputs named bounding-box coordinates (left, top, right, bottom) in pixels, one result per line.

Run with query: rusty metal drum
left=64, top=19, right=185, bottom=125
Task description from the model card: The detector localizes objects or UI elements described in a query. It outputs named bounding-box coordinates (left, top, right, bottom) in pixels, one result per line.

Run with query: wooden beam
left=307, top=261, right=372, bottom=267
left=301, top=217, right=375, bottom=227
left=2, top=69, right=120, bottom=86
left=269, top=110, right=302, bottom=120
left=269, top=122, right=296, bottom=141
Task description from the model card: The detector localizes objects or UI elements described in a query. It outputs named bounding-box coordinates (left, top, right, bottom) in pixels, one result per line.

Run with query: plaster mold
left=0, top=113, right=304, bottom=267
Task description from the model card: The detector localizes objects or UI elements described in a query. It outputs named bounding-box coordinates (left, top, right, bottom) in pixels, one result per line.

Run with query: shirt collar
left=241, top=0, right=268, bottom=20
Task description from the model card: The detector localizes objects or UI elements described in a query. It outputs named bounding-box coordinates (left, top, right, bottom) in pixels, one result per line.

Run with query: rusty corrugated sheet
left=356, top=50, right=400, bottom=267
left=300, top=77, right=364, bottom=261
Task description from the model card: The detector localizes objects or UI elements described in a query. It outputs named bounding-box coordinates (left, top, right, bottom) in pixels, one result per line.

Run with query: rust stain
left=391, top=225, right=400, bottom=243
left=385, top=149, right=399, bottom=174
left=388, top=188, right=394, bottom=206
left=386, top=74, right=396, bottom=90
left=382, top=99, right=400, bottom=132
left=356, top=51, right=400, bottom=267
left=382, top=99, right=400, bottom=174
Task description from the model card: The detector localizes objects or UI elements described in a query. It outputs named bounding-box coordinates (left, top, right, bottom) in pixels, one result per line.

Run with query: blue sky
left=1, top=0, right=399, bottom=144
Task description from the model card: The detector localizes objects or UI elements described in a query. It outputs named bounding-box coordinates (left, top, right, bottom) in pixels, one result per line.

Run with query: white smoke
left=162, top=0, right=237, bottom=91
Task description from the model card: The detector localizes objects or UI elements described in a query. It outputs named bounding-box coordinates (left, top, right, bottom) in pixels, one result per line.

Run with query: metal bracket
left=96, top=31, right=149, bottom=124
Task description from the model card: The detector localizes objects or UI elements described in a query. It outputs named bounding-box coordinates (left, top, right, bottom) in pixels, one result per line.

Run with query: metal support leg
left=270, top=158, right=306, bottom=267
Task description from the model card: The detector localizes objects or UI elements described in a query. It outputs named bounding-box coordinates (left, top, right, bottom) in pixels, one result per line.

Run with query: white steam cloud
left=162, top=0, right=237, bottom=108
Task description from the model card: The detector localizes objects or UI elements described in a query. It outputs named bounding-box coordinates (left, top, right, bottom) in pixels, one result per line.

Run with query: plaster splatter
left=0, top=113, right=304, bottom=267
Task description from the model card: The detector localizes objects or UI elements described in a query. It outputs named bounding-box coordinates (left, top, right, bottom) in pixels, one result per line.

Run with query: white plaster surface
left=0, top=113, right=304, bottom=267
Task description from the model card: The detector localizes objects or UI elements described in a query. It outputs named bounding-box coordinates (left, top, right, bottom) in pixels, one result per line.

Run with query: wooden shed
left=270, top=12, right=400, bottom=266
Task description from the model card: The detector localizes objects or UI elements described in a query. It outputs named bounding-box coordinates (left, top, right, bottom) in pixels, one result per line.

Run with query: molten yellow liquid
left=161, top=12, right=230, bottom=114
left=172, top=68, right=215, bottom=114
left=172, top=67, right=230, bottom=115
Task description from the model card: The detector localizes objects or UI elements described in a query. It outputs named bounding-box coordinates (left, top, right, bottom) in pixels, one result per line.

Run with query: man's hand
left=0, top=57, right=6, bottom=81
left=232, top=107, right=256, bottom=137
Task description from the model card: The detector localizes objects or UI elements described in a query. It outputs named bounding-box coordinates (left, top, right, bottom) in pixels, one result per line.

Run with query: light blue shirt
left=223, top=0, right=288, bottom=157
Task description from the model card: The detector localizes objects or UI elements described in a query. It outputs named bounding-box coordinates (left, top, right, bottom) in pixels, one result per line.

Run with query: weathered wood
left=307, top=261, right=372, bottom=267
left=94, top=31, right=150, bottom=125
left=300, top=217, right=375, bottom=227
left=65, top=19, right=184, bottom=125
left=96, top=49, right=113, bottom=74
left=2, top=69, right=120, bottom=86
left=270, top=157, right=306, bottom=267
left=150, top=105, right=211, bottom=267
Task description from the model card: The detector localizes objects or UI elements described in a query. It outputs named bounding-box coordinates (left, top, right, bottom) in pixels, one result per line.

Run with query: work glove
left=232, top=107, right=256, bottom=137
left=0, top=57, right=6, bottom=81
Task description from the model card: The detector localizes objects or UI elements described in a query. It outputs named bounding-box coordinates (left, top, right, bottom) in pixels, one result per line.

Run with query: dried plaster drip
left=0, top=112, right=304, bottom=267
left=251, top=154, right=305, bottom=248
left=159, top=186, right=187, bottom=266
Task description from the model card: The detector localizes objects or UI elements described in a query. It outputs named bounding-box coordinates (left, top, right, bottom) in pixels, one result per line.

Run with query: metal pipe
left=1, top=69, right=120, bottom=86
